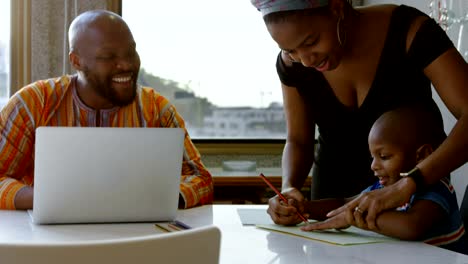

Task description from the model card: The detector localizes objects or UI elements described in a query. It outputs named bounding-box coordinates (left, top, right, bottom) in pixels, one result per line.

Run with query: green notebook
left=256, top=222, right=397, bottom=246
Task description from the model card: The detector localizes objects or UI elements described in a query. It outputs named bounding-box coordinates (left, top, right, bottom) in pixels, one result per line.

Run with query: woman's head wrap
left=251, top=0, right=329, bottom=17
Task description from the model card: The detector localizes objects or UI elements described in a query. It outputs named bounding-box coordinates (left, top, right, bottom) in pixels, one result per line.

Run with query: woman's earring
left=287, top=54, right=297, bottom=63
left=282, top=50, right=297, bottom=63
left=336, top=16, right=347, bottom=47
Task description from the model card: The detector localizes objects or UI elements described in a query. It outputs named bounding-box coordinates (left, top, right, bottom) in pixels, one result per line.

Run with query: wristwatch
left=400, top=167, right=425, bottom=192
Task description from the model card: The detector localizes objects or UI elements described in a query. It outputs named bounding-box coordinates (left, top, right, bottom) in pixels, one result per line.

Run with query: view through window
left=0, top=0, right=10, bottom=109
left=122, top=1, right=286, bottom=139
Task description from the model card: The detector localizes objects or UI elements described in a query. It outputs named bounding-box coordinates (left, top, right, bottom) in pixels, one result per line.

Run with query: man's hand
left=267, top=187, right=308, bottom=225
left=14, top=186, right=33, bottom=210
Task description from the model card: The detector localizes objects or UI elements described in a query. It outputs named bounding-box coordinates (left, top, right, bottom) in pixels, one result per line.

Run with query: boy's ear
left=69, top=52, right=81, bottom=70
left=415, top=144, right=433, bottom=163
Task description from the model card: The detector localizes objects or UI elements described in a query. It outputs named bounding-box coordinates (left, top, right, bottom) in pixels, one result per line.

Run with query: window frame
left=117, top=0, right=287, bottom=154
left=9, top=0, right=31, bottom=95
left=194, top=139, right=285, bottom=155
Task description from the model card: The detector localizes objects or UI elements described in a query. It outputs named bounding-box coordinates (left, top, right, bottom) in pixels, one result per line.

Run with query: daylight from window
left=0, top=0, right=10, bottom=109
left=122, top=1, right=286, bottom=139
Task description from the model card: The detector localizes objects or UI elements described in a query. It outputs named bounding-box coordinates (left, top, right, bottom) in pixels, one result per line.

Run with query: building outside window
left=122, top=1, right=286, bottom=139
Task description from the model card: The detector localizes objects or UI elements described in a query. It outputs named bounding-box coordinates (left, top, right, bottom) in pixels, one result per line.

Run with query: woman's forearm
left=282, top=141, right=314, bottom=190
left=418, top=114, right=468, bottom=186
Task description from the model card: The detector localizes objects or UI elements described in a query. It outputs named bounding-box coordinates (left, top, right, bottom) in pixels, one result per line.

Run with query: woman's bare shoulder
left=356, top=3, right=398, bottom=14
left=351, top=4, right=399, bottom=51
left=356, top=4, right=400, bottom=21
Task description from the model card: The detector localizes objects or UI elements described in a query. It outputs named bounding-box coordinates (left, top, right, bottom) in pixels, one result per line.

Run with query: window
left=0, top=0, right=10, bottom=109
left=122, top=1, right=285, bottom=139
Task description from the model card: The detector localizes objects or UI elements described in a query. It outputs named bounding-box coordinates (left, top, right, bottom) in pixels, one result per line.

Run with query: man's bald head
left=67, top=9, right=140, bottom=109
left=68, top=10, right=130, bottom=54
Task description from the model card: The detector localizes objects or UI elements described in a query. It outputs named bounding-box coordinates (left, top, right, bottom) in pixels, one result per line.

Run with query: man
left=0, top=10, right=213, bottom=210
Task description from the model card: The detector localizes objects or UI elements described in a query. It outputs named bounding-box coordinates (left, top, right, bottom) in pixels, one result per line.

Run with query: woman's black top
left=276, top=5, right=453, bottom=199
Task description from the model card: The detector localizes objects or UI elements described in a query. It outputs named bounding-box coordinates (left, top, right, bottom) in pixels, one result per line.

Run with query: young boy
left=297, top=105, right=467, bottom=254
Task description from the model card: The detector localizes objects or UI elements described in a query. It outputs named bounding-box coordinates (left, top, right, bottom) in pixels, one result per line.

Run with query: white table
left=1, top=205, right=467, bottom=264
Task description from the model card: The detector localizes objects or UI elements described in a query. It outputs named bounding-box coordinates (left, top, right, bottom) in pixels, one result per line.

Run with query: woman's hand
left=325, top=178, right=416, bottom=229
left=267, top=187, right=307, bottom=225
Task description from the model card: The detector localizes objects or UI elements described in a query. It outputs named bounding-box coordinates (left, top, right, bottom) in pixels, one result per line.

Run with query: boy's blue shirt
left=362, top=177, right=467, bottom=254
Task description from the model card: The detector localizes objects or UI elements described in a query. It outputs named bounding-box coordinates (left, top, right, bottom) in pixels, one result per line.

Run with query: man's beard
left=83, top=68, right=137, bottom=107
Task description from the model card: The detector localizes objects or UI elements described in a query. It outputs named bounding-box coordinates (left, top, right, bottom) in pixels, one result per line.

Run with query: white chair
left=0, top=225, right=221, bottom=264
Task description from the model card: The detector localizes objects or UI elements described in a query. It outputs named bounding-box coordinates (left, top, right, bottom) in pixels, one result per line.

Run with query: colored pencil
left=259, top=173, right=309, bottom=225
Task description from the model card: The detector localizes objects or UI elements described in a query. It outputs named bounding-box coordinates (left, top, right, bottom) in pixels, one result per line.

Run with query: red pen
left=259, top=173, right=309, bottom=225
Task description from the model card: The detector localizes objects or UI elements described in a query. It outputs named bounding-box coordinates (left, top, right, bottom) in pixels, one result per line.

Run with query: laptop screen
left=32, top=127, right=184, bottom=224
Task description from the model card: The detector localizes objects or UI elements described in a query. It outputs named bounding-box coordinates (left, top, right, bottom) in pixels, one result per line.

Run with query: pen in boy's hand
left=259, top=173, right=309, bottom=225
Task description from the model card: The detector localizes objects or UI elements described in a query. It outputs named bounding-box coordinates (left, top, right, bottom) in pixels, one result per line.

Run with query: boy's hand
left=300, top=210, right=352, bottom=231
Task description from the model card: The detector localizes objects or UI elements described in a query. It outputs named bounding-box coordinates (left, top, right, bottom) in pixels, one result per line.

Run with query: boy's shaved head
left=370, top=105, right=446, bottom=152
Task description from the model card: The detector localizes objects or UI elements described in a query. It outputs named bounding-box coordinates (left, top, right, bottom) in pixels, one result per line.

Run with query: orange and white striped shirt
left=0, top=75, right=213, bottom=209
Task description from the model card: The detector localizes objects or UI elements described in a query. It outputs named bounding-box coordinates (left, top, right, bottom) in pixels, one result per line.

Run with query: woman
left=251, top=0, right=468, bottom=229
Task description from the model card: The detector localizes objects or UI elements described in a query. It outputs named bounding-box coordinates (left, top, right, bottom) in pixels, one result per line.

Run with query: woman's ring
left=354, top=206, right=364, bottom=214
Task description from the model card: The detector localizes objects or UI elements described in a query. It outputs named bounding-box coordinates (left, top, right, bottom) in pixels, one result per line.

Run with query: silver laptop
left=30, top=127, right=184, bottom=224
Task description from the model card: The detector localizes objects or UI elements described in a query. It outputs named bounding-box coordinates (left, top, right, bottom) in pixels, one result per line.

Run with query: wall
left=30, top=0, right=113, bottom=81
left=364, top=0, right=468, bottom=205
